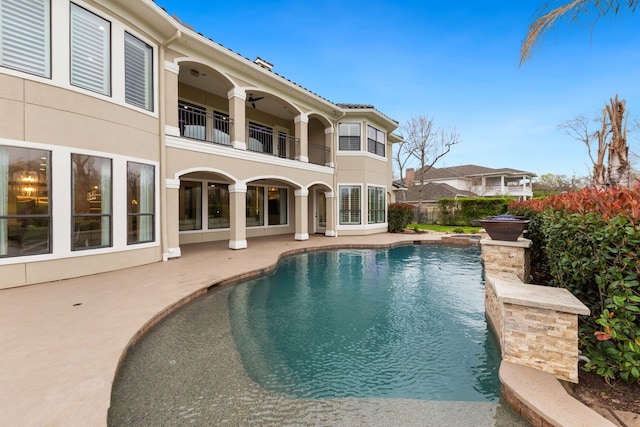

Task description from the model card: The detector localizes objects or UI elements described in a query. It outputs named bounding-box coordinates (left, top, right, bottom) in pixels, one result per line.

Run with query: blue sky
left=154, top=0, right=640, bottom=179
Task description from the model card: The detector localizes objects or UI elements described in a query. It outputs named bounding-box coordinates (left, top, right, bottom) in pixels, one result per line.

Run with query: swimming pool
left=108, top=245, right=527, bottom=426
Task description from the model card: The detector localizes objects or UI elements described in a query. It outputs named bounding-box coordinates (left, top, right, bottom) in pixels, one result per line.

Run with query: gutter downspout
left=332, top=110, right=346, bottom=237
left=159, top=29, right=181, bottom=261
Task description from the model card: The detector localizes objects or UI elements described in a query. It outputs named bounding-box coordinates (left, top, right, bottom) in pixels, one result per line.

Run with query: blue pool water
left=227, top=245, right=501, bottom=401
left=108, top=244, right=527, bottom=426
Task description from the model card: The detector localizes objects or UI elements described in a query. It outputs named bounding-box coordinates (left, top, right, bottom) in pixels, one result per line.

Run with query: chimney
left=405, top=168, right=415, bottom=187
left=254, top=57, right=273, bottom=71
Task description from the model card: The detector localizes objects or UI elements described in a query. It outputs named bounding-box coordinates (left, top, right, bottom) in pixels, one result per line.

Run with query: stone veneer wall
left=481, top=238, right=531, bottom=283
left=482, top=238, right=590, bottom=384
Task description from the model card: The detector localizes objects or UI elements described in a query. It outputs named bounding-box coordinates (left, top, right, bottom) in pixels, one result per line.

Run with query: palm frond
left=520, top=0, right=639, bottom=65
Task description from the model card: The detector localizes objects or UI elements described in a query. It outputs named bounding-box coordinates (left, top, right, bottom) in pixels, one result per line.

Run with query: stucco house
left=0, top=0, right=401, bottom=288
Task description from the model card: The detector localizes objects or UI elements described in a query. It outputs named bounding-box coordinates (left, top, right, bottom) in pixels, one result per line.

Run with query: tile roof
left=413, top=164, right=536, bottom=181
left=402, top=182, right=476, bottom=202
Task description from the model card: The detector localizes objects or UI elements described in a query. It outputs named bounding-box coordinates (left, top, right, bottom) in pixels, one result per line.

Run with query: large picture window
left=368, top=186, right=386, bottom=224
left=246, top=185, right=264, bottom=227
left=127, top=162, right=154, bottom=244
left=268, top=187, right=287, bottom=225
left=124, top=32, right=152, bottom=111
left=338, top=123, right=361, bottom=151
left=0, top=0, right=51, bottom=77
left=367, top=125, right=386, bottom=157
left=208, top=183, right=229, bottom=229
left=339, top=185, right=361, bottom=225
left=179, top=181, right=230, bottom=231
left=70, top=3, right=111, bottom=95
left=0, top=146, right=51, bottom=257
left=179, top=181, right=202, bottom=231
left=72, top=154, right=111, bottom=250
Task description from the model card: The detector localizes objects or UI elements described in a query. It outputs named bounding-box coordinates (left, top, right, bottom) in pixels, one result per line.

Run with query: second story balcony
left=171, top=61, right=333, bottom=168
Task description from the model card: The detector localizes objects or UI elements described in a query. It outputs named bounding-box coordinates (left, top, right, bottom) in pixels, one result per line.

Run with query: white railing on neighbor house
left=479, top=184, right=532, bottom=195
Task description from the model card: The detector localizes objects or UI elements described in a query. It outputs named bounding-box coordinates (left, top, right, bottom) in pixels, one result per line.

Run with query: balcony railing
left=247, top=123, right=298, bottom=160
left=310, top=142, right=331, bottom=165
left=176, top=104, right=333, bottom=166
left=179, top=106, right=232, bottom=146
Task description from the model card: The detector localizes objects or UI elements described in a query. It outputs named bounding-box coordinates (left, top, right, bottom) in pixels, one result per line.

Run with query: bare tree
left=560, top=95, right=632, bottom=188
left=399, top=116, right=461, bottom=222
left=393, top=138, right=412, bottom=197
left=559, top=114, right=605, bottom=188
left=521, top=0, right=639, bottom=65
left=606, top=95, right=631, bottom=187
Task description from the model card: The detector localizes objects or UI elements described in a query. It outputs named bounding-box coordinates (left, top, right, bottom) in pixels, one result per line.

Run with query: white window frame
left=0, top=140, right=159, bottom=265
left=367, top=125, right=386, bottom=157
left=70, top=2, right=111, bottom=96
left=338, top=122, right=361, bottom=151
left=124, top=31, right=152, bottom=111
left=0, top=0, right=51, bottom=78
left=367, top=185, right=386, bottom=224
left=339, top=185, right=362, bottom=225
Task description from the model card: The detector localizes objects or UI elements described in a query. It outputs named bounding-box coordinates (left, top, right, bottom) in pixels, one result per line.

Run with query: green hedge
left=510, top=185, right=640, bottom=383
left=388, top=203, right=415, bottom=232
left=437, top=197, right=510, bottom=225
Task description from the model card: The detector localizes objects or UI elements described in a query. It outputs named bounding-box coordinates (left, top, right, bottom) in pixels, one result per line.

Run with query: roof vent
left=254, top=57, right=273, bottom=71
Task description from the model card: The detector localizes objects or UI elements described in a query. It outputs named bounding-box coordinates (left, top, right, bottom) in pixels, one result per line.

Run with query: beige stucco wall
left=0, top=72, right=163, bottom=288
left=1, top=247, right=160, bottom=289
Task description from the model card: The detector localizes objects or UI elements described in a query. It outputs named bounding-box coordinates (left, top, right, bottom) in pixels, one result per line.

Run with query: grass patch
left=411, top=224, right=482, bottom=234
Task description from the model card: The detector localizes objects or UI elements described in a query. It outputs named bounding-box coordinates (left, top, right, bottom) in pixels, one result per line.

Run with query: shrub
left=438, top=197, right=510, bottom=226
left=388, top=203, right=415, bottom=233
left=510, top=184, right=640, bottom=383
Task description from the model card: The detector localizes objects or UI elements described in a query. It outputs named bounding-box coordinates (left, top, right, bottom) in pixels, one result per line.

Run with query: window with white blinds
left=0, top=0, right=50, bottom=77
left=124, top=32, right=152, bottom=111
left=70, top=3, right=110, bottom=95
left=338, top=122, right=361, bottom=151
left=339, top=185, right=361, bottom=225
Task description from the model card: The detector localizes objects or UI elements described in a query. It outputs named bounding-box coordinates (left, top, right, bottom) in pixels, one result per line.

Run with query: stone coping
left=500, top=361, right=616, bottom=427
left=488, top=273, right=590, bottom=316
left=480, top=237, right=533, bottom=248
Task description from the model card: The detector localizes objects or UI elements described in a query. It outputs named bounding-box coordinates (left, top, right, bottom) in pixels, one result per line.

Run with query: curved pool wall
left=109, top=244, right=528, bottom=426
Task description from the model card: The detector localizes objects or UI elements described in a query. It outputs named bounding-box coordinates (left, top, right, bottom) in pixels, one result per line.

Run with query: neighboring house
left=405, top=165, right=535, bottom=199
left=0, top=0, right=400, bottom=288
left=398, top=165, right=535, bottom=221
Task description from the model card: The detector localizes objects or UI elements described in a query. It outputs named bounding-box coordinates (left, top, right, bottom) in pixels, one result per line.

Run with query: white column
left=324, top=191, right=336, bottom=237
left=294, top=188, right=309, bottom=240
left=324, top=127, right=335, bottom=167
left=164, top=178, right=181, bottom=260
left=294, top=114, right=309, bottom=163
left=228, top=88, right=247, bottom=150
left=229, top=183, right=247, bottom=249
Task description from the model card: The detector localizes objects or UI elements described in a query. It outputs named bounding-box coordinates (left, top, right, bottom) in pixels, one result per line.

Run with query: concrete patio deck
left=0, top=233, right=630, bottom=426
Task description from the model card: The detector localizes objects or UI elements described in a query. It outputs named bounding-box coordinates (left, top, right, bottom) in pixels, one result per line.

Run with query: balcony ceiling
left=180, top=65, right=296, bottom=120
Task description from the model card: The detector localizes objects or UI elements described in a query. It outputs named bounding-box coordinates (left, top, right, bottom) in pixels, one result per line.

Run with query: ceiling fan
left=247, top=93, right=264, bottom=109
